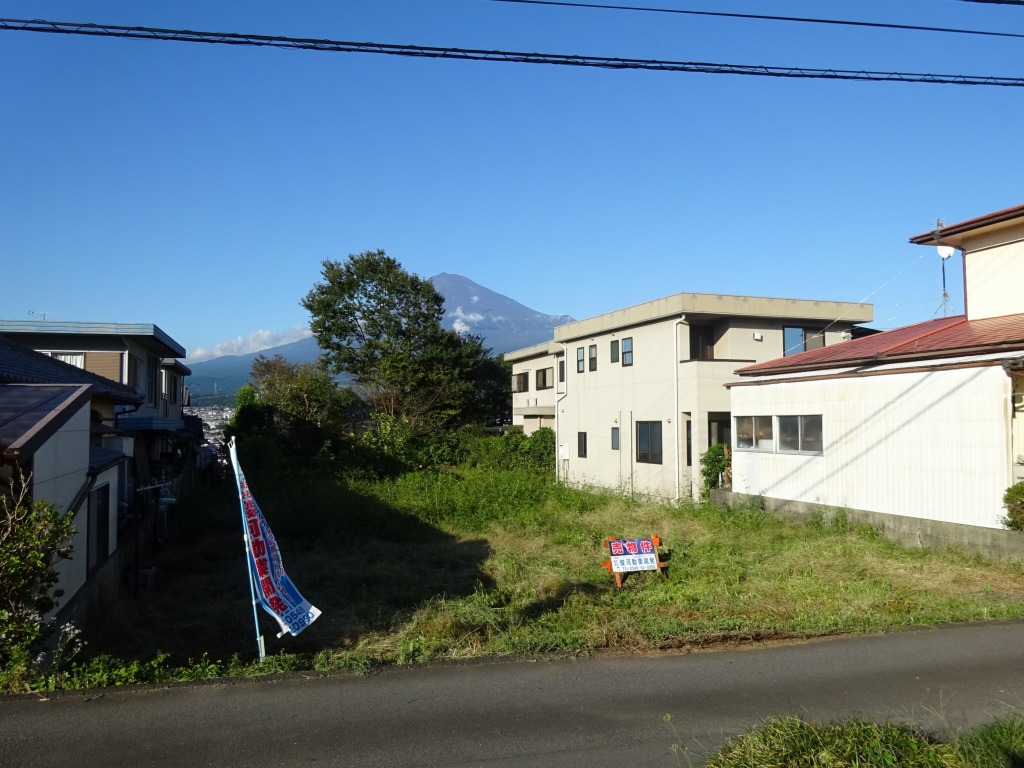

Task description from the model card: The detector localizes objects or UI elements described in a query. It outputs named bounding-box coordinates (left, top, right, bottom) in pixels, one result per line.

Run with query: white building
left=729, top=203, right=1024, bottom=531
left=507, top=292, right=872, bottom=500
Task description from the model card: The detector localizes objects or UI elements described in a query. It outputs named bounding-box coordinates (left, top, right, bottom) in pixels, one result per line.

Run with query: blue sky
left=3, top=1, right=1022, bottom=362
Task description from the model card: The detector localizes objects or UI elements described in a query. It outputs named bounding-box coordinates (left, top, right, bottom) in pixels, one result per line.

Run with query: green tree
left=471, top=354, right=513, bottom=426
left=0, top=478, right=75, bottom=667
left=301, top=250, right=496, bottom=432
left=249, top=353, right=359, bottom=434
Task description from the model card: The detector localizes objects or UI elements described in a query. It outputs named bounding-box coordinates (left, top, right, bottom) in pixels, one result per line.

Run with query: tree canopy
left=301, top=250, right=504, bottom=432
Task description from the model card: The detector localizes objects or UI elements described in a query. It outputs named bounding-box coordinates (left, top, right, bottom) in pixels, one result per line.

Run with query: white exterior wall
left=509, top=344, right=562, bottom=436
left=963, top=236, right=1024, bottom=321
left=30, top=405, right=91, bottom=611
left=730, top=365, right=1013, bottom=529
left=559, top=320, right=681, bottom=497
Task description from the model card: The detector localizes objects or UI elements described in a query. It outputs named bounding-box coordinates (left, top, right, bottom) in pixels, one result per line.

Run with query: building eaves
left=162, top=358, right=192, bottom=376
left=505, top=340, right=562, bottom=361
left=0, top=319, right=186, bottom=358
left=909, top=203, right=1024, bottom=247
left=554, top=292, right=873, bottom=343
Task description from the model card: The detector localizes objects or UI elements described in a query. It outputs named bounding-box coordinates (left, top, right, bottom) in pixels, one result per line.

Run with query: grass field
left=82, top=465, right=1024, bottom=673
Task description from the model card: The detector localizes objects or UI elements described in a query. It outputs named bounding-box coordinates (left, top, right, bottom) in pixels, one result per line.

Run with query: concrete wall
left=715, top=489, right=1024, bottom=563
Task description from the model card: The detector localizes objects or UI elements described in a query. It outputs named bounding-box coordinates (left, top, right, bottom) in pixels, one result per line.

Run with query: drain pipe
left=673, top=314, right=687, bottom=501
left=554, top=343, right=569, bottom=483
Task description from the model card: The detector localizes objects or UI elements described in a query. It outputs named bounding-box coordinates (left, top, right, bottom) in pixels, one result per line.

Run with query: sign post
left=601, top=534, right=667, bottom=588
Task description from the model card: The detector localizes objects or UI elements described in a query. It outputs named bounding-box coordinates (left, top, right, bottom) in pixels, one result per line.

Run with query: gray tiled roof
left=0, top=337, right=142, bottom=405
left=0, top=384, right=91, bottom=458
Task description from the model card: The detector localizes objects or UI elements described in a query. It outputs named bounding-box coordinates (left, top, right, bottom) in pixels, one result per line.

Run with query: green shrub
left=698, top=443, right=731, bottom=500
left=0, top=481, right=76, bottom=669
left=1002, top=481, right=1024, bottom=531
left=463, top=427, right=555, bottom=473
left=63, top=651, right=172, bottom=690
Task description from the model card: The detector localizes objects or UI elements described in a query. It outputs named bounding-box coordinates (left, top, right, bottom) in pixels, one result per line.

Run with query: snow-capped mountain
left=186, top=274, right=573, bottom=402
left=430, top=272, right=573, bottom=355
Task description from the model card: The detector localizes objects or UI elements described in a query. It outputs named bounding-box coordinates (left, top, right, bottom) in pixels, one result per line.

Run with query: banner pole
left=229, top=437, right=265, bottom=663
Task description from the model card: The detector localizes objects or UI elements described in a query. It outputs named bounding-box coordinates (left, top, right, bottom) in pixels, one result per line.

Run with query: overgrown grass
left=683, top=713, right=1024, bottom=768
left=6, top=464, right=1024, bottom=693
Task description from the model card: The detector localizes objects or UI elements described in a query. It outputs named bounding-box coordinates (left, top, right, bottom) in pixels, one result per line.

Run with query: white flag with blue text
left=229, top=441, right=321, bottom=637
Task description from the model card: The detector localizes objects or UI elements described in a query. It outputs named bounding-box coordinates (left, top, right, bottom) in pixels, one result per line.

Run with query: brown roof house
left=726, top=204, right=1024, bottom=556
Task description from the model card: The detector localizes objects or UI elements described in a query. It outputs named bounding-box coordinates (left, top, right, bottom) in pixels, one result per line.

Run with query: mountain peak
left=187, top=274, right=572, bottom=402
left=429, top=273, right=573, bottom=354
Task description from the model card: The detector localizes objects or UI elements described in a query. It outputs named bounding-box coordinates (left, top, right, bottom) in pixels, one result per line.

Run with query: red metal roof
left=736, top=313, right=1024, bottom=376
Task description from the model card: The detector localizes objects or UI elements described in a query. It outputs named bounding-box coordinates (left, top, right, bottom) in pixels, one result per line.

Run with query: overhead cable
left=489, top=0, right=1024, bottom=41
left=2, top=17, right=1023, bottom=87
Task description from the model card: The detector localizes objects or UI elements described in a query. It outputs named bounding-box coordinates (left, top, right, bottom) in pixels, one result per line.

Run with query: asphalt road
left=2, top=621, right=1023, bottom=767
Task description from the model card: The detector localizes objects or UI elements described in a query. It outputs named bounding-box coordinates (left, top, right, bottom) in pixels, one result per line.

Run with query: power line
left=2, top=17, right=1023, bottom=87
left=488, top=0, right=1024, bottom=41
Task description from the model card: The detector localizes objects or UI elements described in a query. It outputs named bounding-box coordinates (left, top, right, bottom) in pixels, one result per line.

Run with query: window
left=690, top=326, right=715, bottom=361
left=578, top=431, right=588, bottom=458
left=636, top=421, right=662, bottom=464
left=735, top=416, right=773, bottom=451
left=685, top=419, right=692, bottom=467
left=536, top=367, right=554, bottom=390
left=611, top=426, right=620, bottom=451
left=558, top=360, right=565, bottom=383
left=147, top=357, right=159, bottom=406
left=512, top=372, right=529, bottom=393
left=708, top=412, right=731, bottom=448
left=622, top=337, right=633, bottom=366
left=577, top=347, right=585, bottom=373
left=49, top=351, right=85, bottom=368
left=783, top=326, right=825, bottom=356
left=778, top=415, right=823, bottom=454
left=610, top=339, right=619, bottom=363
left=588, top=344, right=597, bottom=372
left=128, top=353, right=142, bottom=392
left=167, top=372, right=180, bottom=405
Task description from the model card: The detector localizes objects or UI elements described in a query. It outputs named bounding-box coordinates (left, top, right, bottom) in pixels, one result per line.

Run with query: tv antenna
left=933, top=219, right=955, bottom=318
left=28, top=309, right=60, bottom=321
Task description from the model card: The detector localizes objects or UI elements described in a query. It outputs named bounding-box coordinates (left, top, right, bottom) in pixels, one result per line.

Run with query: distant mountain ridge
left=186, top=274, right=573, bottom=404
left=430, top=273, right=574, bottom=356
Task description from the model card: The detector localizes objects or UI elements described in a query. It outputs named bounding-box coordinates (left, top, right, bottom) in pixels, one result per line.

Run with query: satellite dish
left=936, top=245, right=954, bottom=261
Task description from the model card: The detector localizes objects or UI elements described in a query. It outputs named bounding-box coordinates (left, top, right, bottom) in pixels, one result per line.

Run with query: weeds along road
left=2, top=621, right=1023, bottom=768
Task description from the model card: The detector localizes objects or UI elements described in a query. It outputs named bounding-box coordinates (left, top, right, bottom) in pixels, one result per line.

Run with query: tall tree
left=249, top=353, right=357, bottom=432
left=301, top=250, right=493, bottom=430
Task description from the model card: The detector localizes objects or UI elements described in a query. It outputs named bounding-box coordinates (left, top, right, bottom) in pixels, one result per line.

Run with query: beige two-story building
left=507, top=292, right=873, bottom=500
